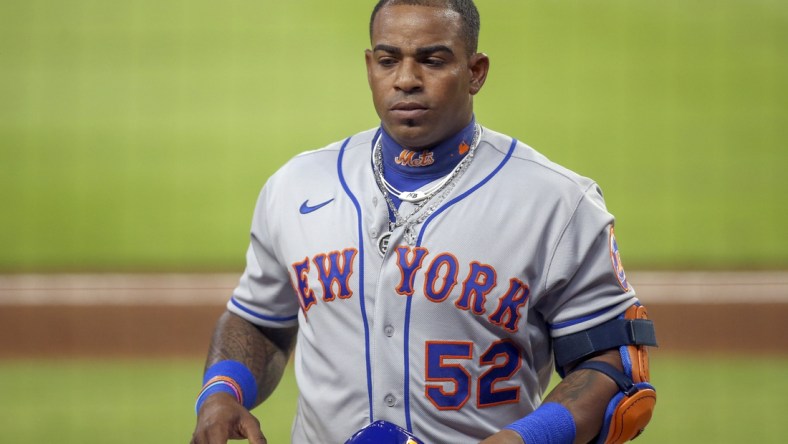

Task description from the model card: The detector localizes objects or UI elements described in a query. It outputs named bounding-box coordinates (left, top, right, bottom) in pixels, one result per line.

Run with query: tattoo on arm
left=542, top=350, right=621, bottom=443
left=544, top=367, right=600, bottom=405
left=205, top=311, right=298, bottom=406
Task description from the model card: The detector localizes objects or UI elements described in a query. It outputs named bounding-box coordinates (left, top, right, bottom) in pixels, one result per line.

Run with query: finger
left=238, top=416, right=266, bottom=444
left=246, top=429, right=267, bottom=444
left=190, top=430, right=214, bottom=444
left=200, top=422, right=232, bottom=444
left=190, top=428, right=208, bottom=444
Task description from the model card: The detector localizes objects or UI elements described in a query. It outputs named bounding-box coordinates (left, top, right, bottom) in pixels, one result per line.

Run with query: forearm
left=542, top=349, right=620, bottom=444
left=204, top=310, right=298, bottom=407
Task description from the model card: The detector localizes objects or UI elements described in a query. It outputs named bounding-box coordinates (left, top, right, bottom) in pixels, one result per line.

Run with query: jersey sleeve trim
left=229, top=297, right=299, bottom=323
left=549, top=299, right=637, bottom=337
left=548, top=304, right=620, bottom=330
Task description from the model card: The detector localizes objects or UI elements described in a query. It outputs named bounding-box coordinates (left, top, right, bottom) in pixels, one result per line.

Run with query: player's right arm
left=191, top=310, right=298, bottom=444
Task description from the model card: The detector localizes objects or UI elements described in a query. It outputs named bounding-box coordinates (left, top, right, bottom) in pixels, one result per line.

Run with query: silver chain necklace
left=372, top=124, right=482, bottom=252
left=378, top=159, right=462, bottom=203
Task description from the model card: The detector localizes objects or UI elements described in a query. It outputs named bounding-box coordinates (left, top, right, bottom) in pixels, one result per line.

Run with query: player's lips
left=390, top=102, right=428, bottom=118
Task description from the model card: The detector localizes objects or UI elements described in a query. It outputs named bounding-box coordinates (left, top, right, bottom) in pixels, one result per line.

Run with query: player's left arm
left=481, top=303, right=657, bottom=444
left=480, top=349, right=624, bottom=444
left=481, top=188, right=658, bottom=444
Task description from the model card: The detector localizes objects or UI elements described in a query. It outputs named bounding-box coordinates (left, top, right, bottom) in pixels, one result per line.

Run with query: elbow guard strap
left=553, top=308, right=657, bottom=372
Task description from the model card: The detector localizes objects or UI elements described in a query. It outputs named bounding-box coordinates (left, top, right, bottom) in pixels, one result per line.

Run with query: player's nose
left=393, top=59, right=422, bottom=93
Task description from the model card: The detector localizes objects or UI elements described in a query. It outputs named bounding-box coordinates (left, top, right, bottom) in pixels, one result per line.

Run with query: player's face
left=366, top=5, right=489, bottom=149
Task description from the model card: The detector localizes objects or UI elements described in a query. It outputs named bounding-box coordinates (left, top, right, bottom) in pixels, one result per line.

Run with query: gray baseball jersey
left=228, top=126, right=638, bottom=443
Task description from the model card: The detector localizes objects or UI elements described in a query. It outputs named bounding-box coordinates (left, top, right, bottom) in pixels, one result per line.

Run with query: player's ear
left=468, top=52, right=489, bottom=95
left=364, top=49, right=374, bottom=85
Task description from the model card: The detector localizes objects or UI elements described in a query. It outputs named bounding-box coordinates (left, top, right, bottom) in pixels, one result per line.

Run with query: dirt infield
left=1, top=272, right=786, bottom=358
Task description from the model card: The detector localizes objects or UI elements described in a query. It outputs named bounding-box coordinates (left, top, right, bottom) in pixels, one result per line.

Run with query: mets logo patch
left=609, top=226, right=630, bottom=291
left=394, top=149, right=435, bottom=167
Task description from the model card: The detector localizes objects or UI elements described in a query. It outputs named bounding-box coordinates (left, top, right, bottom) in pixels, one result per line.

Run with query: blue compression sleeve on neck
left=504, top=402, right=576, bottom=444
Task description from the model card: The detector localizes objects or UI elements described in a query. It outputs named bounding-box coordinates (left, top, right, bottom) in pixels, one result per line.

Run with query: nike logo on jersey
left=300, top=198, right=334, bottom=214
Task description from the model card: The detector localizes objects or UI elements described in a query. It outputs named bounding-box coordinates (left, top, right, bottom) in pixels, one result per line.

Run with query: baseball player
left=191, top=1, right=657, bottom=443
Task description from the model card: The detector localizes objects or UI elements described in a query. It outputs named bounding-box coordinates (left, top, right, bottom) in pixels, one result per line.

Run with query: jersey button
left=384, top=325, right=395, bottom=337
left=370, top=228, right=378, bottom=238
left=384, top=394, right=397, bottom=407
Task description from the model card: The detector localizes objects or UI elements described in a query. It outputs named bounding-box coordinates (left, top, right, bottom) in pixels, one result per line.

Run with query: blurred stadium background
left=1, top=0, right=786, bottom=442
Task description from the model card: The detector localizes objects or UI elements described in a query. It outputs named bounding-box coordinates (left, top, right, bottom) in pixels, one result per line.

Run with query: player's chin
left=385, top=120, right=438, bottom=149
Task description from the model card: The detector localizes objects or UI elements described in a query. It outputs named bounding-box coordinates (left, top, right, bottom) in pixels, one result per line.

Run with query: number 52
left=425, top=340, right=522, bottom=410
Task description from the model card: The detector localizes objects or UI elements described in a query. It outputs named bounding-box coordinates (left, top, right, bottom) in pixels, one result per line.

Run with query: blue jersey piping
left=548, top=304, right=619, bottom=330
left=337, top=135, right=375, bottom=422
left=230, top=297, right=299, bottom=322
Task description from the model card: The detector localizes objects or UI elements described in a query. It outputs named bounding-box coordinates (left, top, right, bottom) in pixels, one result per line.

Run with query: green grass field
left=0, top=354, right=785, bottom=443
left=1, top=0, right=786, bottom=272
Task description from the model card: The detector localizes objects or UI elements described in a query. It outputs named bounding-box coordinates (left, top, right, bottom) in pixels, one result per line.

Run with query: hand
left=191, top=392, right=267, bottom=444
left=479, top=429, right=524, bottom=444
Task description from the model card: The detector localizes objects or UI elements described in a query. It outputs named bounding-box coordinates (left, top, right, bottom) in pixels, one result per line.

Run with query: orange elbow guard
left=603, top=383, right=656, bottom=444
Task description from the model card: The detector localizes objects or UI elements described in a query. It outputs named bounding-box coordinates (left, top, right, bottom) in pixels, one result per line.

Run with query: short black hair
left=369, top=0, right=480, bottom=55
